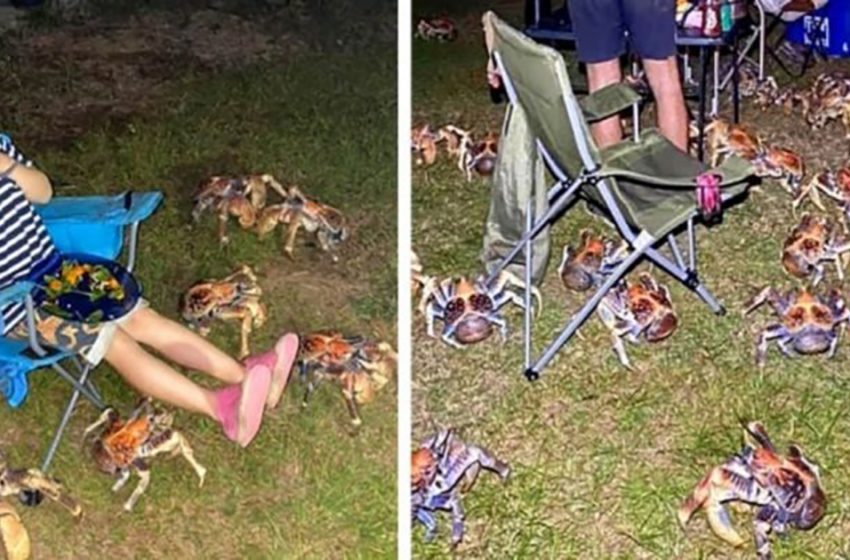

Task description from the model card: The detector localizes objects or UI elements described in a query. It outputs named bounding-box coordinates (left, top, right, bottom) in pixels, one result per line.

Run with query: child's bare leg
left=104, top=328, right=218, bottom=419
left=120, top=307, right=244, bottom=384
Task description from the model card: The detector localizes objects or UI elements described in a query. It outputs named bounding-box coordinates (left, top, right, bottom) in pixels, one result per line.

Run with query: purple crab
left=411, top=429, right=510, bottom=546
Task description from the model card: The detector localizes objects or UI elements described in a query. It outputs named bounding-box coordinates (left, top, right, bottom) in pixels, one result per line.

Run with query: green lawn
left=412, top=2, right=850, bottom=558
left=0, top=27, right=397, bottom=560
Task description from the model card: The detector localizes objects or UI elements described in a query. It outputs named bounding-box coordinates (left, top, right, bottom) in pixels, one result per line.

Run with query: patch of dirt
left=0, top=9, right=306, bottom=149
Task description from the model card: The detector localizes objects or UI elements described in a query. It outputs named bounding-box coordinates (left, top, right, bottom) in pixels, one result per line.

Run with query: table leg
left=733, top=36, right=740, bottom=124
left=697, top=47, right=708, bottom=162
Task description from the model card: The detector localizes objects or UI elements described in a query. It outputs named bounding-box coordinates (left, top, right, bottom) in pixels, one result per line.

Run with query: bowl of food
left=32, top=253, right=141, bottom=324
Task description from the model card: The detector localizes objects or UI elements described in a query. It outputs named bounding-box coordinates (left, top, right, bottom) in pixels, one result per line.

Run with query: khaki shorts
left=9, top=299, right=148, bottom=366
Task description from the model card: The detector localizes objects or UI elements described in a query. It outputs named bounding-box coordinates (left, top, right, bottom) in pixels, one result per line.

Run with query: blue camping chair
left=0, top=191, right=163, bottom=472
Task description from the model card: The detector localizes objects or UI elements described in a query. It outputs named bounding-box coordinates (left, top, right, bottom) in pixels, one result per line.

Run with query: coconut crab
left=180, top=265, right=267, bottom=359
left=415, top=18, right=457, bottom=42
left=678, top=421, right=825, bottom=560
left=703, top=118, right=763, bottom=168
left=798, top=167, right=850, bottom=230
left=82, top=398, right=206, bottom=512
left=435, top=126, right=498, bottom=181
left=743, top=285, right=849, bottom=367
left=419, top=270, right=542, bottom=348
left=412, top=124, right=442, bottom=167
left=781, top=213, right=850, bottom=285
left=0, top=451, right=82, bottom=560
left=558, top=230, right=628, bottom=292
left=298, top=331, right=397, bottom=427
left=750, top=146, right=806, bottom=205
left=412, top=429, right=510, bottom=547
left=804, top=73, right=850, bottom=134
left=461, top=131, right=499, bottom=181
left=255, top=186, right=349, bottom=262
left=191, top=174, right=286, bottom=244
left=596, top=272, right=678, bottom=369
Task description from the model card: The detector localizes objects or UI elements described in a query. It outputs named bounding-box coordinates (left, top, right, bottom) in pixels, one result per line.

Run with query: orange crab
left=419, top=271, right=542, bottom=347
left=298, top=331, right=396, bottom=426
left=703, top=118, right=762, bottom=167
left=558, top=230, right=627, bottom=292
left=411, top=124, right=441, bottom=167
left=781, top=213, right=850, bottom=285
left=82, top=398, right=206, bottom=512
left=597, top=273, right=678, bottom=369
left=679, top=421, right=825, bottom=560
left=179, top=265, right=267, bottom=358
left=751, top=146, right=806, bottom=206
left=255, top=186, right=349, bottom=262
left=744, top=285, right=849, bottom=367
left=191, top=174, right=286, bottom=245
left=798, top=167, right=850, bottom=230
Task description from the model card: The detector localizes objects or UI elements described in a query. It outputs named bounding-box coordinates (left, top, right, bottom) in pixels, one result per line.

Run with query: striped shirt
left=0, top=175, right=57, bottom=334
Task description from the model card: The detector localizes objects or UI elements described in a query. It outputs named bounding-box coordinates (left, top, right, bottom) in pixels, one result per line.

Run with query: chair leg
left=51, top=361, right=103, bottom=408
left=524, top=231, right=654, bottom=380
left=645, top=246, right=726, bottom=315
left=40, top=363, right=94, bottom=472
left=487, top=173, right=584, bottom=285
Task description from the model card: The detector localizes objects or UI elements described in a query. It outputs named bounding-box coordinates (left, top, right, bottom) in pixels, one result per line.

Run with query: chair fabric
left=485, top=11, right=752, bottom=238
left=0, top=191, right=163, bottom=408
left=36, top=191, right=163, bottom=259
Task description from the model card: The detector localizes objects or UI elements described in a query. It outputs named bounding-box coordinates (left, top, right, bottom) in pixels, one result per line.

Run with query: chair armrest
left=36, top=191, right=164, bottom=226
left=600, top=154, right=754, bottom=189
left=580, top=83, right=643, bottom=123
left=0, top=281, right=35, bottom=308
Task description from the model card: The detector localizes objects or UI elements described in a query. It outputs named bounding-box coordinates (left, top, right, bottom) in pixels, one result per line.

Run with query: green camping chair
left=482, top=11, right=755, bottom=381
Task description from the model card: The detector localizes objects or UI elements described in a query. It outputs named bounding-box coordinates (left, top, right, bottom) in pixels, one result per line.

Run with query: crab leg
left=415, top=506, right=439, bottom=542
left=449, top=497, right=466, bottom=546
left=124, top=466, right=151, bottom=512
left=756, top=324, right=792, bottom=366
left=217, top=208, right=231, bottom=245
left=440, top=324, right=466, bottom=349
left=283, top=219, right=302, bottom=259
left=173, top=434, right=207, bottom=488
left=112, top=469, right=131, bottom=493
left=341, top=384, right=362, bottom=427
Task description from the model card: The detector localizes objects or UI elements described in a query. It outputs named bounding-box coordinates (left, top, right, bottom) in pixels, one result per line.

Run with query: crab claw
left=0, top=501, right=30, bottom=560
left=678, top=469, right=747, bottom=548
left=82, top=408, right=118, bottom=448
left=743, top=286, right=775, bottom=315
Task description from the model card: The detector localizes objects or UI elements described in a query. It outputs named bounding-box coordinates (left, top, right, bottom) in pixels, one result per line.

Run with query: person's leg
left=104, top=327, right=271, bottom=447
left=643, top=58, right=690, bottom=151
left=624, top=0, right=689, bottom=152
left=104, top=327, right=219, bottom=418
left=586, top=60, right=625, bottom=147
left=120, top=306, right=244, bottom=385
left=570, top=0, right=626, bottom=147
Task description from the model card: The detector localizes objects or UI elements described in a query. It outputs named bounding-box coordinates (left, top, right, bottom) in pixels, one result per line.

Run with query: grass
left=412, top=1, right=850, bottom=558
left=0, top=25, right=397, bottom=560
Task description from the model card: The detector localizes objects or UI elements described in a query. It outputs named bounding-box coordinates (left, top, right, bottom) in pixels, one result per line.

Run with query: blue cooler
left=786, top=0, right=850, bottom=57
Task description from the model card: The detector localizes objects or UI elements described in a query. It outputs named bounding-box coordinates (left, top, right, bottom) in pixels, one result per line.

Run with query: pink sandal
left=214, top=365, right=272, bottom=447
left=243, top=333, right=300, bottom=409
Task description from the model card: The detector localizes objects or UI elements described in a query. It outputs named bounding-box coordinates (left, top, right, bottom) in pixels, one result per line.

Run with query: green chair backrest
left=486, top=11, right=601, bottom=186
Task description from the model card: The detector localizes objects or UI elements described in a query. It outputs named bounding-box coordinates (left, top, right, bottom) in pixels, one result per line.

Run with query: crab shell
left=411, top=448, right=437, bottom=493
left=444, top=278, right=497, bottom=344
left=470, top=132, right=498, bottom=176
left=180, top=268, right=262, bottom=322
left=755, top=147, right=804, bottom=181
left=627, top=276, right=678, bottom=342
left=0, top=502, right=30, bottom=560
left=560, top=231, right=607, bottom=292
left=412, top=125, right=439, bottom=167
left=781, top=214, right=833, bottom=279
left=780, top=290, right=844, bottom=353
